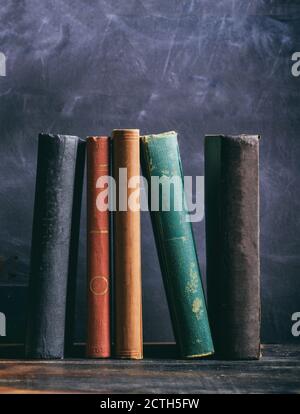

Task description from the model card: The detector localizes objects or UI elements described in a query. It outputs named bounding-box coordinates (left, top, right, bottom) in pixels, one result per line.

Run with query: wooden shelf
left=0, top=345, right=299, bottom=393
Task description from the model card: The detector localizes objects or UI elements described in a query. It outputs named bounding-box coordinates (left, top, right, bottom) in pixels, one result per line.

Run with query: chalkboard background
left=0, top=0, right=299, bottom=344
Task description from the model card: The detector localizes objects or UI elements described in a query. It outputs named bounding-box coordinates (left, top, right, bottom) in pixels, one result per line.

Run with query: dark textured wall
left=0, top=0, right=299, bottom=344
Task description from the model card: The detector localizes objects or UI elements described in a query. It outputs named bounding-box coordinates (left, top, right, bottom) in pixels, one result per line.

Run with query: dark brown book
left=113, top=129, right=143, bottom=359
left=86, top=136, right=111, bottom=358
left=205, top=134, right=261, bottom=360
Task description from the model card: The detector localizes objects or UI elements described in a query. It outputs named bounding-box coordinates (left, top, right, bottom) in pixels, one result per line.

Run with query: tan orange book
left=86, top=136, right=111, bottom=358
left=112, top=129, right=143, bottom=359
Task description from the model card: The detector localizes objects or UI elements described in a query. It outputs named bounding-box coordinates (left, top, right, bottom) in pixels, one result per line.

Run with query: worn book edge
left=141, top=131, right=177, bottom=142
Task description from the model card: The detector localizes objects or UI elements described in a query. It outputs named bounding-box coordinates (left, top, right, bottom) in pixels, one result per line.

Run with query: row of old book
left=26, top=130, right=261, bottom=361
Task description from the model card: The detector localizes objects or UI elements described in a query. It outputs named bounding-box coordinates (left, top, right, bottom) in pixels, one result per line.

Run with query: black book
left=26, top=134, right=85, bottom=359
left=64, top=138, right=86, bottom=357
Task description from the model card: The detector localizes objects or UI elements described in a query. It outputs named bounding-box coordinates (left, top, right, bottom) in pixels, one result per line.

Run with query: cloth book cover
left=113, top=129, right=143, bottom=360
left=26, top=133, right=85, bottom=359
left=86, top=136, right=111, bottom=358
left=140, top=131, right=214, bottom=359
left=205, top=134, right=261, bottom=360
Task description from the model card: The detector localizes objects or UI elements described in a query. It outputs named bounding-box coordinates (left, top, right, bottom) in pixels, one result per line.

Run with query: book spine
left=140, top=131, right=214, bottom=359
left=109, top=138, right=115, bottom=349
left=26, top=133, right=82, bottom=359
left=113, top=129, right=143, bottom=359
left=86, top=136, right=111, bottom=358
left=64, top=138, right=86, bottom=357
left=205, top=134, right=261, bottom=360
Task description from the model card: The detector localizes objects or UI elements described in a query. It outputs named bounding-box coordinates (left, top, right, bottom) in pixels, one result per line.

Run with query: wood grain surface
left=0, top=345, right=299, bottom=394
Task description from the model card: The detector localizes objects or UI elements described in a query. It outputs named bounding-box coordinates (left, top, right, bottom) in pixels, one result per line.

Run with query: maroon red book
left=86, top=136, right=111, bottom=358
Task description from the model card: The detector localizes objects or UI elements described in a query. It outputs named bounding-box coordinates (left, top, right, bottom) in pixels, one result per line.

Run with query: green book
left=140, top=131, right=214, bottom=358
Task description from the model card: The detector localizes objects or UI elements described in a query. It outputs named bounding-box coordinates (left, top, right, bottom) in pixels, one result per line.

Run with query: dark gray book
left=205, top=134, right=261, bottom=360
left=64, top=138, right=86, bottom=357
left=26, top=134, right=85, bottom=359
